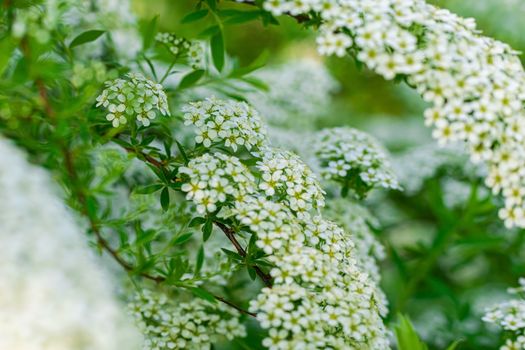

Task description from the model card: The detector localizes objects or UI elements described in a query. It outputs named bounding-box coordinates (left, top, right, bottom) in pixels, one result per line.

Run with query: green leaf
left=230, top=49, right=269, bottom=77
left=135, top=229, right=157, bottom=246
left=190, top=287, right=217, bottom=303
left=175, top=140, right=189, bottom=164
left=141, top=15, right=159, bottom=51
left=202, top=219, right=213, bottom=241
left=394, top=314, right=428, bottom=350
left=195, top=245, right=205, bottom=274
left=198, top=25, right=220, bottom=38
left=179, top=69, right=205, bottom=89
left=247, top=266, right=256, bottom=280
left=189, top=217, right=207, bottom=227
left=69, top=30, right=105, bottom=48
left=446, top=340, right=463, bottom=350
left=173, top=232, right=193, bottom=245
left=181, top=9, right=209, bottom=23
left=160, top=187, right=170, bottom=211
left=135, top=184, right=163, bottom=194
left=210, top=31, right=225, bottom=72
left=224, top=10, right=261, bottom=25
left=221, top=248, right=243, bottom=261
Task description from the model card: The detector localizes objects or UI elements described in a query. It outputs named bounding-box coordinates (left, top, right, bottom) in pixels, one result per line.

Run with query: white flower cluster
left=315, top=127, right=400, bottom=194
left=155, top=33, right=205, bottom=69
left=324, top=198, right=386, bottom=283
left=96, top=73, right=169, bottom=127
left=129, top=290, right=246, bottom=350
left=179, top=99, right=390, bottom=348
left=257, top=148, right=325, bottom=213
left=182, top=98, right=267, bottom=151
left=251, top=0, right=525, bottom=228
left=247, top=59, right=339, bottom=128
left=483, top=278, right=525, bottom=350
left=0, top=138, right=140, bottom=350
left=248, top=213, right=390, bottom=349
left=179, top=152, right=256, bottom=214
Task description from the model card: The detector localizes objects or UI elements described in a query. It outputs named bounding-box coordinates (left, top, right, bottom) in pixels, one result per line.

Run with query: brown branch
left=215, top=221, right=273, bottom=288
left=32, top=77, right=254, bottom=317
left=123, top=146, right=165, bottom=168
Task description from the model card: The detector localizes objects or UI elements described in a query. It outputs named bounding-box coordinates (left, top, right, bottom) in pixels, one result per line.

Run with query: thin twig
left=215, top=221, right=273, bottom=288
left=34, top=77, right=255, bottom=317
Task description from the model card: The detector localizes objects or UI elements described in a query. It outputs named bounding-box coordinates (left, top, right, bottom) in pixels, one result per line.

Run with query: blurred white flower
left=0, top=138, right=141, bottom=350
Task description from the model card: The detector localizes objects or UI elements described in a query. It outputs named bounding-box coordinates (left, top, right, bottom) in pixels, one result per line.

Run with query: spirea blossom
left=249, top=213, right=390, bottom=349
left=179, top=99, right=390, bottom=348
left=248, top=0, right=525, bottom=227
left=257, top=148, right=325, bottom=213
left=179, top=152, right=256, bottom=214
left=182, top=98, right=267, bottom=151
left=129, top=290, right=246, bottom=350
left=483, top=278, right=525, bottom=350
left=315, top=127, right=400, bottom=195
left=96, top=73, right=169, bottom=127
left=0, top=138, right=140, bottom=350
left=324, top=199, right=386, bottom=283
left=156, top=33, right=205, bottom=69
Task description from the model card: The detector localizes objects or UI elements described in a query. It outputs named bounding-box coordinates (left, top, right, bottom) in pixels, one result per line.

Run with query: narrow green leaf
left=179, top=69, right=205, bottom=89
left=135, top=229, right=157, bottom=246
left=173, top=232, right=193, bottom=245
left=446, top=340, right=463, bottom=350
left=181, top=9, right=209, bottom=23
left=395, top=314, right=428, bottom=350
left=189, top=217, right=207, bottom=227
left=195, top=245, right=205, bottom=274
left=224, top=11, right=261, bottom=25
left=135, top=184, right=163, bottom=194
left=230, top=49, right=269, bottom=77
left=202, top=219, right=213, bottom=241
left=190, top=287, right=217, bottom=303
left=247, top=266, right=256, bottom=280
left=142, top=15, right=159, bottom=50
left=160, top=187, right=170, bottom=211
left=199, top=25, right=220, bottom=38
left=175, top=140, right=189, bottom=164
left=210, top=31, right=225, bottom=72
left=221, top=248, right=243, bottom=261
left=69, top=30, right=105, bottom=48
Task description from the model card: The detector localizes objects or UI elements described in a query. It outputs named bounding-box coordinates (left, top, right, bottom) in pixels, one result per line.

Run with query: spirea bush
left=2, top=0, right=525, bottom=349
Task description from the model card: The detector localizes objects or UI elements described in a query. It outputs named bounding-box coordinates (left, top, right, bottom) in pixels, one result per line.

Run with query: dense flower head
left=129, top=290, right=246, bottom=350
left=96, top=73, right=169, bottom=127
left=182, top=98, right=268, bottom=151
left=179, top=98, right=390, bottom=348
left=250, top=213, right=390, bottom=349
left=315, top=127, right=400, bottom=194
left=155, top=32, right=204, bottom=69
left=233, top=196, right=302, bottom=255
left=324, top=199, right=386, bottom=283
left=0, top=138, right=140, bottom=350
left=179, top=152, right=256, bottom=214
left=247, top=0, right=525, bottom=227
left=257, top=148, right=325, bottom=213
left=483, top=278, right=525, bottom=350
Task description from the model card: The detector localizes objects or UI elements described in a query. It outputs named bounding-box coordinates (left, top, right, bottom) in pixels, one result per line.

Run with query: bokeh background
left=126, top=0, right=525, bottom=348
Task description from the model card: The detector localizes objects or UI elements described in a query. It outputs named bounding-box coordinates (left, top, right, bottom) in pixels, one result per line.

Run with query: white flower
left=182, top=98, right=268, bottom=151
left=96, top=73, right=169, bottom=128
